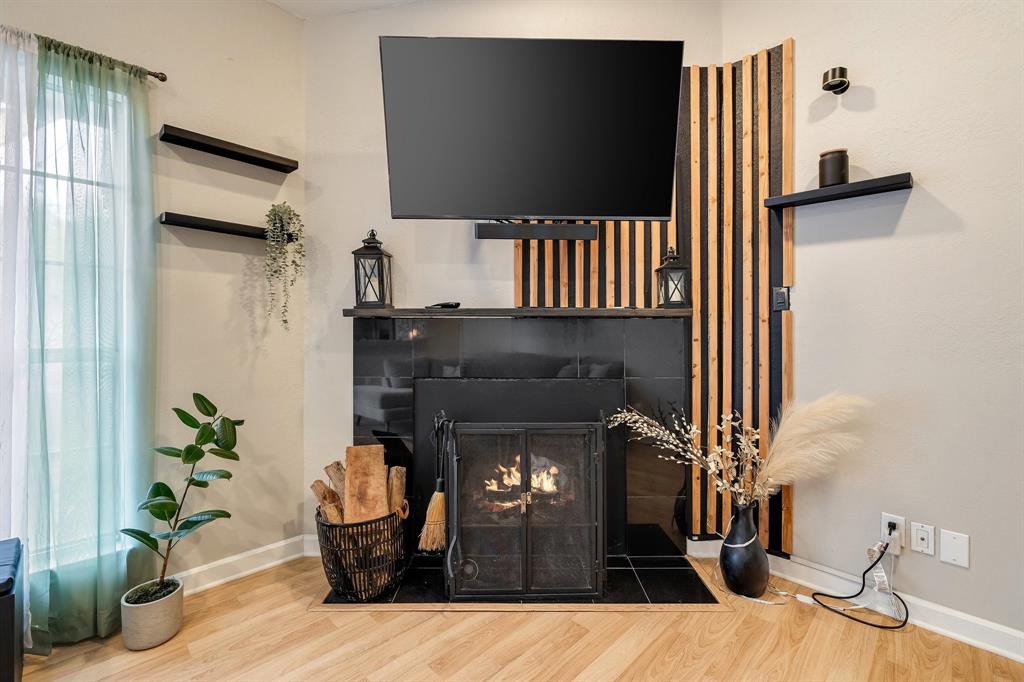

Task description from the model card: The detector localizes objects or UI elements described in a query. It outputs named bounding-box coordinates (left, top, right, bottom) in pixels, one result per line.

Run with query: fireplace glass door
left=448, top=423, right=603, bottom=600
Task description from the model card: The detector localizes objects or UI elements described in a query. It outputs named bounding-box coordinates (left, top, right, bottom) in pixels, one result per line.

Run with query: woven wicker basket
left=315, top=508, right=408, bottom=602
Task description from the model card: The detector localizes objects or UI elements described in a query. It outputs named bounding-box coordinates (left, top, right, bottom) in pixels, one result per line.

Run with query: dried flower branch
left=609, top=393, right=868, bottom=506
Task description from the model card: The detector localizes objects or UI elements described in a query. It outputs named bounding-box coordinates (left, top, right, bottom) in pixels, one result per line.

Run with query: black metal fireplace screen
left=446, top=422, right=605, bottom=600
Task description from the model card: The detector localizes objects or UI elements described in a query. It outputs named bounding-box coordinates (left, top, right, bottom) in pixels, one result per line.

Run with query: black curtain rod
left=148, top=71, right=167, bottom=82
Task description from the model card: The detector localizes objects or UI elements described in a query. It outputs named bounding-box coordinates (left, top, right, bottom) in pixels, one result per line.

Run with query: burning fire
left=483, top=455, right=560, bottom=494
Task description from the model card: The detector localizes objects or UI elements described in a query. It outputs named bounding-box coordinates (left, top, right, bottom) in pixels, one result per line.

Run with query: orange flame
left=483, top=455, right=559, bottom=494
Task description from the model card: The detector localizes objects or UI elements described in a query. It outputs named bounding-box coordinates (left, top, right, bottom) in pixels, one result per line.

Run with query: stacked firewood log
left=309, top=444, right=408, bottom=525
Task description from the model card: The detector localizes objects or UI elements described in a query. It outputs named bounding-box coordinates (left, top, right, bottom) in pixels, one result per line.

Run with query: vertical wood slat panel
left=741, top=54, right=754, bottom=439
left=634, top=221, right=645, bottom=307
left=668, top=184, right=677, bottom=252
left=509, top=42, right=793, bottom=549
left=689, top=66, right=703, bottom=535
left=529, top=230, right=539, bottom=307
left=605, top=221, right=616, bottom=305
left=757, top=48, right=771, bottom=547
left=780, top=37, right=795, bottom=554
left=619, top=221, right=630, bottom=308
left=514, top=240, right=523, bottom=307
left=720, top=62, right=734, bottom=531
left=706, top=65, right=719, bottom=534
left=575, top=239, right=584, bottom=307
left=544, top=227, right=554, bottom=308
left=651, top=222, right=662, bottom=306
left=560, top=240, right=570, bottom=307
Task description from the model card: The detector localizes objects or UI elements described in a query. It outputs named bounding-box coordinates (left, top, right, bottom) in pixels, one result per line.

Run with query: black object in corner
left=0, top=538, right=23, bottom=682
left=159, top=125, right=299, bottom=174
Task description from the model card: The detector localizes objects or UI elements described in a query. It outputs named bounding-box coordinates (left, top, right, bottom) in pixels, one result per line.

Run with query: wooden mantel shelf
left=342, top=307, right=692, bottom=319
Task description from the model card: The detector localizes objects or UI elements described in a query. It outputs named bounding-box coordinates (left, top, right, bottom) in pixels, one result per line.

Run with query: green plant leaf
left=151, top=528, right=193, bottom=541
left=183, top=509, right=230, bottom=522
left=147, top=482, right=176, bottom=502
left=195, top=422, right=216, bottom=446
left=185, top=477, right=210, bottom=488
left=213, top=416, right=237, bottom=450
left=181, top=443, right=205, bottom=464
left=193, top=393, right=217, bottom=418
left=231, top=419, right=245, bottom=426
left=208, top=448, right=239, bottom=461
left=177, top=510, right=230, bottom=533
left=154, top=446, right=182, bottom=458
left=121, top=528, right=159, bottom=552
left=172, top=407, right=200, bottom=429
left=192, top=469, right=233, bottom=481
left=137, top=496, right=178, bottom=521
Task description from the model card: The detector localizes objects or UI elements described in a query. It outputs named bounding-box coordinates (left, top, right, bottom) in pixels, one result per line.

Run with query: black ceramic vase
left=719, top=503, right=769, bottom=598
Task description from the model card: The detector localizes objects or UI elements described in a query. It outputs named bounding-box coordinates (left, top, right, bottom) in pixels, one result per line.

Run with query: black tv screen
left=380, top=37, right=684, bottom=221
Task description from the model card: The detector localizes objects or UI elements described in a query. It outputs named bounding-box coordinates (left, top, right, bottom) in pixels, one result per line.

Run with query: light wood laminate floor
left=23, top=557, right=1023, bottom=681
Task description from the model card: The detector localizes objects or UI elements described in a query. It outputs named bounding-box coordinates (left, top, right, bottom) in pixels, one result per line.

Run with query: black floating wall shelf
left=159, top=124, right=299, bottom=174
left=764, top=172, right=913, bottom=210
left=160, top=212, right=271, bottom=240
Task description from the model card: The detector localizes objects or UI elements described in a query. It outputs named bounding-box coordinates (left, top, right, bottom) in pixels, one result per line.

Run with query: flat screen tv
left=380, top=37, right=684, bottom=221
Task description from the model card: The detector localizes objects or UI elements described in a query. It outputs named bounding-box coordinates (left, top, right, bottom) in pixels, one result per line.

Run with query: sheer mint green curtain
left=27, top=36, right=155, bottom=652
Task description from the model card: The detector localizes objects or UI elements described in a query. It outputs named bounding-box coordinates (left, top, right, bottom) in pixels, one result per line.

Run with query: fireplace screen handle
left=519, top=491, right=532, bottom=514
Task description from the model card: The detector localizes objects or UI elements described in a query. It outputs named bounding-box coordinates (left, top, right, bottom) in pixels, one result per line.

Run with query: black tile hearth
left=392, top=567, right=446, bottom=603
left=627, top=523, right=685, bottom=556
left=629, top=555, right=693, bottom=569
left=598, top=569, right=647, bottom=604
left=634, top=569, right=717, bottom=604
left=320, top=546, right=717, bottom=606
left=606, top=555, right=631, bottom=569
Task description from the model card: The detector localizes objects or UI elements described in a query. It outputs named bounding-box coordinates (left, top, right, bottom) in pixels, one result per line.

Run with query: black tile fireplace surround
left=347, top=312, right=694, bottom=561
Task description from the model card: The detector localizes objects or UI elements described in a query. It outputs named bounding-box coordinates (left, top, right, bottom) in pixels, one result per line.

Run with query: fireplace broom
left=419, top=412, right=452, bottom=551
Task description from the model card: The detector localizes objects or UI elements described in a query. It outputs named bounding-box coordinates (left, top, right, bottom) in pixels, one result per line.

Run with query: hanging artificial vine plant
left=264, top=202, right=306, bottom=329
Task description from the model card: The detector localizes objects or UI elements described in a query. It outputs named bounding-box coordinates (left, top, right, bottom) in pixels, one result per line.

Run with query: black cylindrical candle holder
left=819, top=148, right=849, bottom=188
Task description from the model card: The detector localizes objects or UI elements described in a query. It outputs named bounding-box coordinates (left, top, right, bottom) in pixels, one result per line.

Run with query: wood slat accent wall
left=514, top=39, right=794, bottom=554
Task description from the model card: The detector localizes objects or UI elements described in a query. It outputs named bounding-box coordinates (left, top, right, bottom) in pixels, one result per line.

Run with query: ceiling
left=269, top=0, right=421, bottom=19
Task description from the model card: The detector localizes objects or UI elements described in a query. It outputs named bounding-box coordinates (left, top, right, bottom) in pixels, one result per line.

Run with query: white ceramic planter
left=120, top=578, right=183, bottom=651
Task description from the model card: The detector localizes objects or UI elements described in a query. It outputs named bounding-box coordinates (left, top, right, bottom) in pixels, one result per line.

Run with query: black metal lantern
left=655, top=247, right=689, bottom=308
left=352, top=229, right=393, bottom=308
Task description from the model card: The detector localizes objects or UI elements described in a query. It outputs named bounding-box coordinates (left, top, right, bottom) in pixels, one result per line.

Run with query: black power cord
left=810, top=536, right=909, bottom=630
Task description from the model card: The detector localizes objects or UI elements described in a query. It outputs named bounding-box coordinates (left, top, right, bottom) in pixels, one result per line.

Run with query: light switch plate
left=940, top=529, right=969, bottom=567
left=910, top=522, right=934, bottom=555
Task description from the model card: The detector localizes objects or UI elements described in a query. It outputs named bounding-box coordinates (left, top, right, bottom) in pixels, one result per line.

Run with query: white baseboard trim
left=174, top=535, right=306, bottom=596
left=685, top=538, right=722, bottom=558
left=768, top=554, right=1024, bottom=663
left=303, top=533, right=319, bottom=557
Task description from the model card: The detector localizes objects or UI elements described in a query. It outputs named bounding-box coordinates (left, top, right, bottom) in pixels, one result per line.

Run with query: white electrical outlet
left=880, top=513, right=905, bottom=555
left=910, top=522, right=934, bottom=555
left=940, top=529, right=969, bottom=568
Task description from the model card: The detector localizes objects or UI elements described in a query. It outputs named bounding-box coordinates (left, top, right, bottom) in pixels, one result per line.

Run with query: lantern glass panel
left=357, top=257, right=383, bottom=304
left=666, top=270, right=686, bottom=304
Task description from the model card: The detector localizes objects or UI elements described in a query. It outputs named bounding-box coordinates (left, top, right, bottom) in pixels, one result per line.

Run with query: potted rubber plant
left=119, top=393, right=242, bottom=650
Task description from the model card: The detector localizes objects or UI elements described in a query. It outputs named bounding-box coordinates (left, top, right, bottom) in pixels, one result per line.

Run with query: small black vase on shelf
left=719, top=503, right=769, bottom=598
left=818, top=148, right=849, bottom=188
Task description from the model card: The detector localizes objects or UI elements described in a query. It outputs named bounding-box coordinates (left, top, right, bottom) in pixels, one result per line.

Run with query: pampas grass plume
left=760, top=393, right=871, bottom=488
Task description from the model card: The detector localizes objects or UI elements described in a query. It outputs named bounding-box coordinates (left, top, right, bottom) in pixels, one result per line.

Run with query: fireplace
left=446, top=422, right=605, bottom=600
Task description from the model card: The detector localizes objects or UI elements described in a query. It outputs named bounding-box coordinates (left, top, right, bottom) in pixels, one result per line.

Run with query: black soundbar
left=475, top=222, right=598, bottom=240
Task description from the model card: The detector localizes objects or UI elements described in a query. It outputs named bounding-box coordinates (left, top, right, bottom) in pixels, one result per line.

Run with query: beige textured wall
left=721, top=0, right=1024, bottom=630
left=1, top=0, right=307, bottom=572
